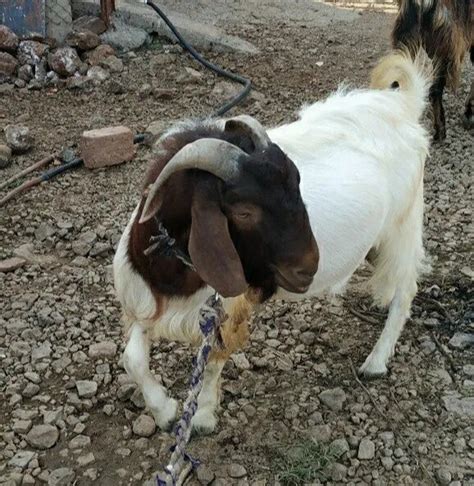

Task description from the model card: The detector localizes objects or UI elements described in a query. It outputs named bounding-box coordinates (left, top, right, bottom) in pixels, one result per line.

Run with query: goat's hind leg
left=359, top=189, right=425, bottom=377
left=429, top=67, right=448, bottom=142
left=462, top=47, right=474, bottom=130
left=123, top=323, right=178, bottom=430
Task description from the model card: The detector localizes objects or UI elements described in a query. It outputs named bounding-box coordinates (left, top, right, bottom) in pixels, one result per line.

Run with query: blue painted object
left=0, top=0, right=46, bottom=38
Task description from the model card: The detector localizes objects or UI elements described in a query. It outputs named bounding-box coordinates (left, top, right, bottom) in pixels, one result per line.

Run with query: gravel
left=0, top=2, right=472, bottom=485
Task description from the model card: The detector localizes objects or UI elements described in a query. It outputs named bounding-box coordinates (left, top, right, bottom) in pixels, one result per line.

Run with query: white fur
left=114, top=57, right=430, bottom=430
left=269, top=83, right=429, bottom=375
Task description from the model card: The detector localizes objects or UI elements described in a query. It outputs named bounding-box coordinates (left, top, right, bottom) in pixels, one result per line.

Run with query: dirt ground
left=1, top=1, right=473, bottom=485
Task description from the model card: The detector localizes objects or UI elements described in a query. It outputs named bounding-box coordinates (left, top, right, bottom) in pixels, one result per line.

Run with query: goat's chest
left=148, top=287, right=215, bottom=343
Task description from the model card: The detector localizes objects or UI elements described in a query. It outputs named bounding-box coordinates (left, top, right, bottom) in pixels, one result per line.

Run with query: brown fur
left=392, top=0, right=473, bottom=140
left=210, top=289, right=261, bottom=362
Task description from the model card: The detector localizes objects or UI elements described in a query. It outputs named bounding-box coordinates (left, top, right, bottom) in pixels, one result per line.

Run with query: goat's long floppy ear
left=189, top=184, right=247, bottom=298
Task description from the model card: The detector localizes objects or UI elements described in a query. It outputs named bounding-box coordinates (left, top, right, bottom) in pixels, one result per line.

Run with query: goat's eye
left=236, top=212, right=251, bottom=220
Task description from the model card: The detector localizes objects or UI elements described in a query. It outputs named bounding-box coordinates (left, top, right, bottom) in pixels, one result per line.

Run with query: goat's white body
left=114, top=64, right=430, bottom=430
left=269, top=88, right=428, bottom=303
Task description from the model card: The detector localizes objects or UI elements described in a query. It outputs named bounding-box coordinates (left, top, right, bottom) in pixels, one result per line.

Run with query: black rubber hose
left=145, top=0, right=252, bottom=117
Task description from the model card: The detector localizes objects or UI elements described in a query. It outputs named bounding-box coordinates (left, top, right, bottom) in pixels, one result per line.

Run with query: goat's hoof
left=432, top=130, right=446, bottom=143
left=358, top=359, right=388, bottom=378
left=462, top=114, right=473, bottom=130
left=152, top=397, right=178, bottom=431
left=191, top=408, right=217, bottom=436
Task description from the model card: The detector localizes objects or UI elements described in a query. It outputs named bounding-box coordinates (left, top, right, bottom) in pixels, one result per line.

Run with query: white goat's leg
left=191, top=359, right=226, bottom=435
left=123, top=323, right=178, bottom=430
left=359, top=184, right=424, bottom=376
left=359, top=286, right=416, bottom=376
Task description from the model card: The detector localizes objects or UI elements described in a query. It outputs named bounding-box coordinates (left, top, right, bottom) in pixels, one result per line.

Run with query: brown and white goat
left=114, top=116, right=319, bottom=432
left=392, top=0, right=473, bottom=140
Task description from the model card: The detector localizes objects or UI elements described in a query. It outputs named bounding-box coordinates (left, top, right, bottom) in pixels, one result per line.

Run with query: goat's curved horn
left=140, top=138, right=247, bottom=224
left=224, top=114, right=271, bottom=150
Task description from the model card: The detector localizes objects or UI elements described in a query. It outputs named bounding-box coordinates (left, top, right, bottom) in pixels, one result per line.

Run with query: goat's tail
left=370, top=48, right=434, bottom=121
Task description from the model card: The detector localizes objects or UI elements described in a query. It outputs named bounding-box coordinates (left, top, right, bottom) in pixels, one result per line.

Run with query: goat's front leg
left=123, top=323, right=178, bottom=430
left=191, top=293, right=255, bottom=434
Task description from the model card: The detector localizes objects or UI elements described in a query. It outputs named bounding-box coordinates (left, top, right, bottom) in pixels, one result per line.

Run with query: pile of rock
left=0, top=16, right=124, bottom=91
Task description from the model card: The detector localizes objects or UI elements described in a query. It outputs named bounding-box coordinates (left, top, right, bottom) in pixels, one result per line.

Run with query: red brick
left=80, top=126, right=135, bottom=169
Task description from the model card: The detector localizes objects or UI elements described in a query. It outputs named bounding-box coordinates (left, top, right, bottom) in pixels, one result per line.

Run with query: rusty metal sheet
left=0, top=0, right=46, bottom=37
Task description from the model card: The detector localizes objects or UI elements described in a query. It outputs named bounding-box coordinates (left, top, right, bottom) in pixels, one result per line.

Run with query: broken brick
left=80, top=126, right=135, bottom=169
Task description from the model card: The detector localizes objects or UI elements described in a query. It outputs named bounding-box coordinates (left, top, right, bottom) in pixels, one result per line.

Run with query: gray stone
left=31, top=342, right=52, bottom=361
left=435, top=468, right=451, bottom=485
left=358, top=438, right=375, bottom=459
left=12, top=419, right=32, bottom=434
left=26, top=424, right=59, bottom=449
left=319, top=387, right=346, bottom=412
left=331, top=438, right=350, bottom=455
left=231, top=353, right=251, bottom=370
left=66, top=75, right=93, bottom=91
left=99, top=55, right=123, bottom=73
left=132, top=415, right=156, bottom=437
left=77, top=452, right=95, bottom=466
left=331, top=463, right=347, bottom=481
left=72, top=230, right=97, bottom=255
left=42, top=409, right=63, bottom=425
left=4, top=125, right=33, bottom=154
left=381, top=456, right=394, bottom=471
left=448, top=332, right=474, bottom=350
left=48, top=468, right=75, bottom=486
left=88, top=340, right=117, bottom=358
left=24, top=371, right=41, bottom=385
left=464, top=364, right=474, bottom=376
left=22, top=383, right=40, bottom=398
left=130, top=388, right=145, bottom=408
left=228, top=463, right=247, bottom=478
left=69, top=434, right=91, bottom=449
left=76, top=380, right=98, bottom=398
left=8, top=450, right=35, bottom=469
left=87, top=65, right=109, bottom=83
left=196, top=465, right=215, bottom=484
left=100, top=19, right=149, bottom=52
left=442, top=394, right=474, bottom=418
left=0, top=257, right=25, bottom=273
left=117, top=383, right=136, bottom=400
left=309, top=424, right=332, bottom=443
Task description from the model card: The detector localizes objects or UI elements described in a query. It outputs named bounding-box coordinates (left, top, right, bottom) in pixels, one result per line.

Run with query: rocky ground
left=0, top=1, right=473, bottom=485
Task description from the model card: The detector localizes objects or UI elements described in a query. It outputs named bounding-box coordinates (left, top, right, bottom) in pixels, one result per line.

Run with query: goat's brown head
left=139, top=115, right=318, bottom=300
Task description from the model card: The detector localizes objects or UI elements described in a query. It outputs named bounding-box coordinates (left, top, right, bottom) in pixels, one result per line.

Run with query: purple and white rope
left=156, top=293, right=224, bottom=486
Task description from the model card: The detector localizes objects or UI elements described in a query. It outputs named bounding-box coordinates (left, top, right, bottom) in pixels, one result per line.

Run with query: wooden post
left=100, top=0, right=116, bottom=27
